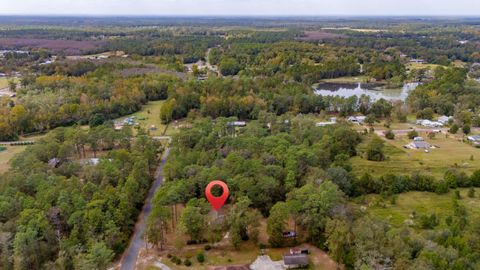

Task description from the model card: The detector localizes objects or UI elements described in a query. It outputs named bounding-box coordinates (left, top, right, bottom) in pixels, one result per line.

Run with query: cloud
left=0, top=0, right=479, bottom=15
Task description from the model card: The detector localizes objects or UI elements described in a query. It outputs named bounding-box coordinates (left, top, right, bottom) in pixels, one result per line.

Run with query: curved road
left=120, top=147, right=170, bottom=270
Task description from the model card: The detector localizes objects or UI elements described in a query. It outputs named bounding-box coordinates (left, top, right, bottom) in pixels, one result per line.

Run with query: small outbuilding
left=283, top=254, right=309, bottom=269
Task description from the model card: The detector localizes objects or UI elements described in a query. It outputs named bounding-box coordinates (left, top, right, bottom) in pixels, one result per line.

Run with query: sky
left=1, top=0, right=480, bottom=16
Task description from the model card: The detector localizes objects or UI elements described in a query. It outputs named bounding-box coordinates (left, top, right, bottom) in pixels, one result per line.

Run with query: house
left=290, top=248, right=309, bottom=255
left=282, top=231, right=296, bottom=238
left=316, top=117, right=338, bottom=127
left=283, top=254, right=309, bottom=269
left=48, top=158, right=61, bottom=168
left=437, top=115, right=452, bottom=124
left=416, top=119, right=443, bottom=128
left=227, top=121, right=247, bottom=127
left=408, top=137, right=432, bottom=149
left=467, top=135, right=480, bottom=142
left=348, top=115, right=367, bottom=124
left=316, top=121, right=335, bottom=127
left=410, top=58, right=426, bottom=64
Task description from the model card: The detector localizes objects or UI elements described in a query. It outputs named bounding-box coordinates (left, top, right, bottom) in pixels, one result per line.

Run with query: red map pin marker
left=205, top=180, right=229, bottom=211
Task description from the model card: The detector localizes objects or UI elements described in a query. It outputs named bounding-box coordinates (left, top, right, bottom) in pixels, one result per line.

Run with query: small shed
left=283, top=254, right=309, bottom=269
left=48, top=158, right=61, bottom=168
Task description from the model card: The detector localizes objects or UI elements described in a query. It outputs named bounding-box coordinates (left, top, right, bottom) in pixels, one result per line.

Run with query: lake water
left=314, top=82, right=419, bottom=101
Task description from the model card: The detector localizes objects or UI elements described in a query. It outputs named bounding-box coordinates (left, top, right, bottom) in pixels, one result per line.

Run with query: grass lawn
left=319, top=75, right=370, bottom=84
left=115, top=100, right=180, bottom=137
left=406, top=62, right=442, bottom=71
left=353, top=188, right=480, bottom=228
left=0, top=145, right=27, bottom=173
left=352, top=132, right=480, bottom=178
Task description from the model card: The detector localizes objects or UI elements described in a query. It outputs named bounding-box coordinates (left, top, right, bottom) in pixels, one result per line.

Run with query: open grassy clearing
left=319, top=75, right=370, bottom=84
left=0, top=145, right=27, bottom=173
left=352, top=188, right=480, bottom=228
left=406, top=62, right=441, bottom=71
left=352, top=132, right=480, bottom=178
left=114, top=100, right=181, bottom=136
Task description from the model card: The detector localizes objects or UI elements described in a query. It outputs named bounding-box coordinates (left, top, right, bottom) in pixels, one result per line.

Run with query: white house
left=416, top=119, right=444, bottom=127
left=348, top=116, right=367, bottom=124
left=437, top=115, right=452, bottom=124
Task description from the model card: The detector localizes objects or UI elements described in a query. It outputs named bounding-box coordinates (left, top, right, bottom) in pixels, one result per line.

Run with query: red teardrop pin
left=205, top=180, right=229, bottom=211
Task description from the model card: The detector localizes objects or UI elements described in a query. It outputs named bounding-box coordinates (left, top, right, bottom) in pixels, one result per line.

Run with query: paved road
left=120, top=147, right=170, bottom=270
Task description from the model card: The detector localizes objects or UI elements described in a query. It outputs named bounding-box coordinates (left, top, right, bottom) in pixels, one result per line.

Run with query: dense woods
left=0, top=126, right=162, bottom=269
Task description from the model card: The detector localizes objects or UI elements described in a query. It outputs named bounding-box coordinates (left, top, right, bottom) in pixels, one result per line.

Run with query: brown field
left=0, top=38, right=106, bottom=55
left=297, top=31, right=346, bottom=41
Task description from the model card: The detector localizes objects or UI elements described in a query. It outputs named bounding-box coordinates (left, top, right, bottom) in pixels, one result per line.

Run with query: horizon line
left=0, top=14, right=480, bottom=18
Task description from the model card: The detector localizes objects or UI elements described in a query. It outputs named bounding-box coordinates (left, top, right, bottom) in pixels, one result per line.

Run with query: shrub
left=449, top=124, right=459, bottom=134
left=463, top=124, right=471, bottom=135
left=408, top=130, right=419, bottom=139
left=366, top=136, right=385, bottom=161
left=184, top=259, right=192, bottom=266
left=468, top=187, right=475, bottom=198
left=419, top=213, right=439, bottom=229
left=196, top=253, right=205, bottom=263
left=204, top=244, right=212, bottom=251
left=385, top=130, right=395, bottom=140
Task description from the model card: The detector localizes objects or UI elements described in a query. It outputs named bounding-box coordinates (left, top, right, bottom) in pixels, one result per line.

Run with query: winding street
left=120, top=147, right=171, bottom=270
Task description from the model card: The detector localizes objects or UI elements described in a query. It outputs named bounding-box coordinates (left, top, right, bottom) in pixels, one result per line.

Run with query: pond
left=314, top=82, right=420, bottom=101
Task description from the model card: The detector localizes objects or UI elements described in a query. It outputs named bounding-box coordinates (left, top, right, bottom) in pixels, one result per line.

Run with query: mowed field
left=352, top=188, right=480, bottom=228
left=352, top=131, right=480, bottom=178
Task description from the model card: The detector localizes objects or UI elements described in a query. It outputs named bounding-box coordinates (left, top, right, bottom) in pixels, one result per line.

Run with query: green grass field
left=115, top=100, right=180, bottom=136
left=319, top=75, right=370, bottom=84
left=352, top=132, right=480, bottom=178
left=406, top=62, right=442, bottom=71
left=353, top=188, right=480, bottom=228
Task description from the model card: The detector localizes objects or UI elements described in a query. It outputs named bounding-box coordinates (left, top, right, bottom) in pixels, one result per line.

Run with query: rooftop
left=283, top=254, right=309, bottom=266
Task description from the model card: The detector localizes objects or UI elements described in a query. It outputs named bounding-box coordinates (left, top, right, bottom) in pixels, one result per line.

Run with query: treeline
left=0, top=73, right=177, bottom=141
left=159, top=76, right=395, bottom=124
left=0, top=125, right=162, bottom=269
left=408, top=67, right=480, bottom=120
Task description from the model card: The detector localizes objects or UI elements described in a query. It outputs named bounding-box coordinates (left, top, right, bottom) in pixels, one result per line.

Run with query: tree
left=449, top=124, right=459, bottom=134
left=366, top=136, right=385, bottom=161
left=219, top=57, right=241, bottom=76
left=179, top=199, right=210, bottom=242
left=74, top=242, right=114, bottom=270
left=463, top=124, right=471, bottom=135
left=408, top=130, right=419, bottom=139
left=384, top=130, right=395, bottom=140
left=325, top=218, right=352, bottom=269
left=145, top=205, right=171, bottom=250
left=8, top=79, right=17, bottom=92
left=226, top=196, right=261, bottom=248
left=286, top=182, right=344, bottom=246
left=267, top=201, right=290, bottom=247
